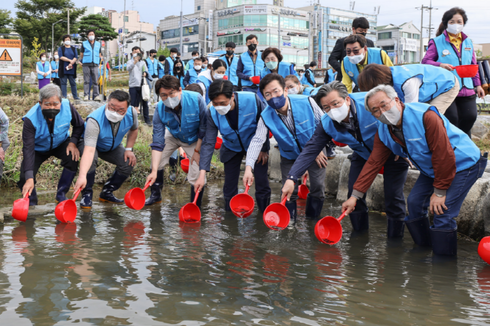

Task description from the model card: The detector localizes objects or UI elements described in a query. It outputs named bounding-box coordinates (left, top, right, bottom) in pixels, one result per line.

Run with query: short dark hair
left=259, top=73, right=286, bottom=96
left=201, top=56, right=208, bottom=62
left=209, top=80, right=234, bottom=101
left=131, top=46, right=141, bottom=52
left=344, top=34, right=367, bottom=48
left=212, top=59, right=227, bottom=70
left=62, top=34, right=71, bottom=42
left=108, top=90, right=131, bottom=107
left=193, top=57, right=202, bottom=63
left=87, top=29, right=96, bottom=36
left=225, top=41, right=236, bottom=48
left=184, top=83, right=204, bottom=96
left=352, top=17, right=370, bottom=29
left=191, top=51, right=199, bottom=56
left=357, top=64, right=393, bottom=91
left=436, top=7, right=468, bottom=36
left=150, top=49, right=157, bottom=54
left=246, top=34, right=258, bottom=42
left=261, top=47, right=283, bottom=62
left=39, top=52, right=47, bottom=59
left=170, top=47, right=178, bottom=53
left=155, top=75, right=181, bottom=94
left=309, top=61, right=317, bottom=67
left=159, top=55, right=166, bottom=62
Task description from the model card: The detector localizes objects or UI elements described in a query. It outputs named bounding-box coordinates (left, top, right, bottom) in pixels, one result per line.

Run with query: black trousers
left=129, top=86, right=150, bottom=124
left=444, top=94, right=477, bottom=137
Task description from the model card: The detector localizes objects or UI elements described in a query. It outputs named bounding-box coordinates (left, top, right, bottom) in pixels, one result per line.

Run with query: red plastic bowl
left=454, top=64, right=478, bottom=78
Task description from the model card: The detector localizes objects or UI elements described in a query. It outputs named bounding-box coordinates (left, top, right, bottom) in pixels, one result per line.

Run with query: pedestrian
left=36, top=52, right=51, bottom=90
left=173, top=58, right=185, bottom=89
left=323, top=67, right=337, bottom=84
left=127, top=47, right=152, bottom=126
left=301, top=61, right=317, bottom=87
left=342, top=84, right=487, bottom=256
left=18, top=84, right=84, bottom=205
left=164, top=47, right=178, bottom=76
left=220, top=41, right=239, bottom=87
left=73, top=90, right=139, bottom=208
left=283, top=82, right=409, bottom=236
left=185, top=51, right=200, bottom=71
left=329, top=17, right=375, bottom=82
left=194, top=79, right=272, bottom=212
left=0, top=107, right=9, bottom=185
left=202, top=57, right=209, bottom=71
left=158, top=55, right=166, bottom=79
left=358, top=63, right=459, bottom=114
left=50, top=53, right=60, bottom=88
left=183, top=57, right=203, bottom=87
left=144, top=76, right=208, bottom=207
left=422, top=7, right=485, bottom=136
left=58, top=35, right=80, bottom=100
left=145, top=49, right=159, bottom=103
left=260, top=47, right=298, bottom=79
left=197, top=59, right=227, bottom=104
left=341, top=34, right=393, bottom=93
left=237, top=34, right=264, bottom=94
left=79, top=30, right=102, bottom=101
left=243, top=73, right=328, bottom=221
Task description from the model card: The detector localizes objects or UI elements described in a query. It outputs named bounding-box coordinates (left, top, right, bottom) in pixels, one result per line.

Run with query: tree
left=0, top=10, right=13, bottom=34
left=78, top=14, right=118, bottom=41
left=158, top=46, right=170, bottom=58
left=13, top=0, right=85, bottom=52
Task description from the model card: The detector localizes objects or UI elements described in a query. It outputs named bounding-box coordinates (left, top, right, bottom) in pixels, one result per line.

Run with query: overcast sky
left=3, top=0, right=489, bottom=43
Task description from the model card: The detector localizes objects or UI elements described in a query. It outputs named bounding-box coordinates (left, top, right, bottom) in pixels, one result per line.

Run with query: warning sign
left=0, top=39, right=22, bottom=76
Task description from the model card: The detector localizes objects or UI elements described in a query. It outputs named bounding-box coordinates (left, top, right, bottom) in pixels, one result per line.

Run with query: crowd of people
left=0, top=7, right=487, bottom=257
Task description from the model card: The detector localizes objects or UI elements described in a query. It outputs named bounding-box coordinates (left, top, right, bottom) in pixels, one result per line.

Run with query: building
left=376, top=22, right=421, bottom=64
left=124, top=31, right=157, bottom=57
left=83, top=6, right=104, bottom=16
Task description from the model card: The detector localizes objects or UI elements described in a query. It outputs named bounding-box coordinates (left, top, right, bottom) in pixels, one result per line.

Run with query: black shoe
left=387, top=217, right=405, bottom=238
left=190, top=185, right=204, bottom=209
left=99, top=170, right=128, bottom=204
left=430, top=228, right=457, bottom=256
left=55, top=168, right=76, bottom=203
left=29, top=188, right=38, bottom=206
left=349, top=211, right=369, bottom=231
left=255, top=195, right=271, bottom=213
left=405, top=217, right=432, bottom=247
left=224, top=197, right=232, bottom=212
left=285, top=200, right=297, bottom=221
left=305, top=195, right=324, bottom=219
left=145, top=170, right=164, bottom=206
left=80, top=171, right=96, bottom=209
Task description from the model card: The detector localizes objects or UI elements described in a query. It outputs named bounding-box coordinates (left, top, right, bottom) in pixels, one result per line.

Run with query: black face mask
left=226, top=50, right=234, bottom=56
left=175, top=67, right=182, bottom=72
left=248, top=44, right=257, bottom=52
left=42, top=109, right=60, bottom=120
left=357, top=32, right=367, bottom=37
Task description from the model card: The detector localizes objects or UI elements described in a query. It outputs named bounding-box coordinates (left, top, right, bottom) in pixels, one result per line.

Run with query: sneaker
left=83, top=95, right=89, bottom=101
left=326, top=145, right=336, bottom=160
left=95, top=95, right=103, bottom=102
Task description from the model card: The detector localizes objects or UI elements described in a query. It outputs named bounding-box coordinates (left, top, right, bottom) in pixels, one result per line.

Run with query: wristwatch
left=125, top=147, right=133, bottom=151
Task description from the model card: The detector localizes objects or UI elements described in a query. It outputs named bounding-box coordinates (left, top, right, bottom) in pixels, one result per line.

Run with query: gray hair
left=314, top=81, right=349, bottom=107
left=364, top=84, right=398, bottom=112
left=39, top=84, right=62, bottom=103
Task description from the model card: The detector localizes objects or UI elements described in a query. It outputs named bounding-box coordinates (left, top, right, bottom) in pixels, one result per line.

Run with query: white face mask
left=88, top=35, right=95, bottom=41
left=287, top=86, right=299, bottom=95
left=213, top=73, right=225, bottom=80
left=377, top=102, right=401, bottom=125
left=194, top=65, right=202, bottom=70
left=41, top=57, right=46, bottom=62
left=193, top=56, right=198, bottom=59
left=54, top=55, right=59, bottom=60
left=164, top=94, right=180, bottom=109
left=172, top=53, right=177, bottom=58
left=215, top=103, right=231, bottom=115
left=447, top=23, right=464, bottom=35
left=326, top=101, right=349, bottom=123
left=64, top=40, right=71, bottom=46
left=348, top=53, right=364, bottom=65
left=105, top=108, right=125, bottom=123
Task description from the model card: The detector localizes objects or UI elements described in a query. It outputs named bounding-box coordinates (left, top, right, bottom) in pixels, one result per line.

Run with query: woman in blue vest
left=284, top=75, right=321, bottom=96
left=301, top=61, right=317, bottom=87
left=173, top=58, right=185, bottom=89
left=357, top=63, right=460, bottom=114
left=50, top=54, right=60, bottom=88
left=422, top=7, right=485, bottom=136
left=193, top=79, right=272, bottom=213
left=36, top=52, right=51, bottom=90
left=260, top=47, right=298, bottom=80
left=197, top=59, right=227, bottom=104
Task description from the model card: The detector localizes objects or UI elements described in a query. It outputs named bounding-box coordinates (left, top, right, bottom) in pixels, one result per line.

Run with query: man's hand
left=476, top=86, right=485, bottom=99
left=124, top=150, right=137, bottom=167
left=146, top=170, right=157, bottom=186
left=243, top=166, right=254, bottom=188
left=74, top=175, right=87, bottom=193
left=22, top=178, right=35, bottom=197
left=315, top=151, right=328, bottom=168
left=281, top=179, right=296, bottom=201
left=0, top=147, right=4, bottom=162
left=194, top=171, right=206, bottom=193
left=430, top=193, right=447, bottom=215
left=342, top=196, right=358, bottom=215
left=257, top=151, right=269, bottom=165
left=191, top=151, right=200, bottom=166
left=66, top=142, right=80, bottom=161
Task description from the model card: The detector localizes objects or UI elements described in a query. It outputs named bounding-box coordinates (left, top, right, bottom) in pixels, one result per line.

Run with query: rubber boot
left=190, top=185, right=204, bottom=209
left=387, top=217, right=405, bottom=238
left=285, top=200, right=297, bottom=222
left=29, top=188, right=38, bottom=206
left=145, top=170, right=164, bottom=206
left=224, top=197, right=232, bottom=212
left=55, top=168, right=76, bottom=203
left=305, top=195, right=324, bottom=219
left=255, top=195, right=271, bottom=213
left=430, top=228, right=457, bottom=256
left=99, top=170, right=128, bottom=204
left=80, top=171, right=95, bottom=209
left=349, top=211, right=369, bottom=231
left=405, top=217, right=432, bottom=247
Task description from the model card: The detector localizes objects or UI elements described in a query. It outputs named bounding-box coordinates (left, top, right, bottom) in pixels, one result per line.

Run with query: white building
left=377, top=22, right=421, bottom=64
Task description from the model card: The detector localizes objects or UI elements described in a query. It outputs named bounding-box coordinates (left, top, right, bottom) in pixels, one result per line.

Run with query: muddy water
left=0, top=181, right=489, bottom=325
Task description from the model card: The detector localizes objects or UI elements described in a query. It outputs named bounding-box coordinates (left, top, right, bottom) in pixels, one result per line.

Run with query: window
left=124, top=29, right=128, bottom=34
left=402, top=32, right=411, bottom=38
left=382, top=45, right=394, bottom=51
left=124, top=16, right=129, bottom=22
left=162, top=25, right=199, bottom=39
left=378, top=32, right=392, bottom=40
left=413, top=34, right=420, bottom=40
left=197, top=5, right=201, bottom=10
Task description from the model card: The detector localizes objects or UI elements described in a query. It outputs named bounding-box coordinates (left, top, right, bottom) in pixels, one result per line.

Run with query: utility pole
left=179, top=0, right=184, bottom=55
left=427, top=0, right=438, bottom=40
left=278, top=10, right=281, bottom=50
left=416, top=4, right=426, bottom=62
left=122, top=0, right=126, bottom=71
left=67, top=9, right=70, bottom=34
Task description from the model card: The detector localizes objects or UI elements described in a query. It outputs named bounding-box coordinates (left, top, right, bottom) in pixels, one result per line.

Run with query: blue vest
left=240, top=51, right=263, bottom=87
left=157, top=91, right=200, bottom=144
left=186, top=58, right=195, bottom=71
left=209, top=92, right=258, bottom=153
left=187, top=68, right=201, bottom=84
left=146, top=57, right=158, bottom=76
left=378, top=103, right=480, bottom=178
left=343, top=48, right=384, bottom=85
left=158, top=62, right=165, bottom=79
left=327, top=69, right=337, bottom=82
left=50, top=61, right=59, bottom=78
left=178, top=75, right=185, bottom=89
left=23, top=99, right=72, bottom=152
left=303, top=86, right=322, bottom=96
left=86, top=105, right=134, bottom=152
left=260, top=61, right=293, bottom=79
left=220, top=54, right=239, bottom=85
left=198, top=75, right=212, bottom=104
left=37, top=62, right=50, bottom=80
left=321, top=92, right=377, bottom=160
left=166, top=57, right=175, bottom=76
left=261, top=95, right=316, bottom=160
left=433, top=33, right=474, bottom=90
left=301, top=68, right=315, bottom=87
left=391, top=64, right=456, bottom=103
left=81, top=40, right=101, bottom=65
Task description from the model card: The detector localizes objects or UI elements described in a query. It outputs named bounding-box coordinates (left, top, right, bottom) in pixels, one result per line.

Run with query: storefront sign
left=244, top=5, right=267, bottom=15
left=217, top=8, right=240, bottom=17
left=179, top=18, right=198, bottom=28
left=217, top=29, right=241, bottom=36
left=244, top=28, right=266, bottom=32
left=208, top=10, right=213, bottom=41
left=271, top=8, right=306, bottom=17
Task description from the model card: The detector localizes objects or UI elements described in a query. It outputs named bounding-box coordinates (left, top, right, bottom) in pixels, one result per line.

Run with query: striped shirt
left=246, top=96, right=324, bottom=168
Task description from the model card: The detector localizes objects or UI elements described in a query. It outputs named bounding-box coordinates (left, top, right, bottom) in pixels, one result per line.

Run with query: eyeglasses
left=370, top=99, right=394, bottom=116
left=263, top=88, right=283, bottom=101
left=107, top=103, right=127, bottom=115
left=346, top=48, right=362, bottom=55
left=159, top=90, right=177, bottom=100
left=41, top=101, right=60, bottom=108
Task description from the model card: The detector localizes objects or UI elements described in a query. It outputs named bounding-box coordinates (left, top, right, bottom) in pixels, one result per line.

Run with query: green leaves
left=78, top=14, right=118, bottom=41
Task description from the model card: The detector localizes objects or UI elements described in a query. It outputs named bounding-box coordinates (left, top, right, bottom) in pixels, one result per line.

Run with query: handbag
left=141, top=77, right=150, bottom=102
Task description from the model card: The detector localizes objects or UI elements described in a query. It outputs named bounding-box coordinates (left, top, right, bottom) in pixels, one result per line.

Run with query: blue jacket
left=81, top=40, right=101, bottom=65
left=239, top=51, right=263, bottom=87
left=50, top=61, right=59, bottom=78
left=261, top=95, right=316, bottom=160
left=158, top=61, right=165, bottom=79
left=301, top=68, right=315, bottom=87
left=37, top=62, right=50, bottom=80
left=146, top=57, right=159, bottom=77
left=261, top=61, right=296, bottom=79
left=209, top=92, right=258, bottom=152
left=156, top=91, right=201, bottom=144
left=391, top=64, right=456, bottom=103
left=378, top=103, right=480, bottom=177
left=220, top=54, right=239, bottom=86
left=23, top=99, right=72, bottom=152
left=86, top=105, right=134, bottom=152
left=433, top=33, right=474, bottom=90
left=343, top=48, right=384, bottom=85
left=198, top=75, right=212, bottom=104
left=321, top=92, right=377, bottom=160
left=166, top=57, right=175, bottom=76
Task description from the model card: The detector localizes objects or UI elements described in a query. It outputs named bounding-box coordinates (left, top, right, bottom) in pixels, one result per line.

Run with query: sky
left=3, top=0, right=490, bottom=43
